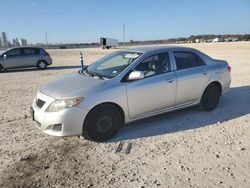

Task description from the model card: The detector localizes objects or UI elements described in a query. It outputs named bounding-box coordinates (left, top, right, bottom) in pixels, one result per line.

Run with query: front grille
left=36, top=99, right=45, bottom=108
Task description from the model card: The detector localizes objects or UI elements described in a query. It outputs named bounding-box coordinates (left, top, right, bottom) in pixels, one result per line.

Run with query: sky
left=0, top=0, right=250, bottom=44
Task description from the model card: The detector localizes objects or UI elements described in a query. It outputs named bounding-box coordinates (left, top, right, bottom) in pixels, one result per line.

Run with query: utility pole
left=45, top=32, right=48, bottom=46
left=123, top=24, right=125, bottom=46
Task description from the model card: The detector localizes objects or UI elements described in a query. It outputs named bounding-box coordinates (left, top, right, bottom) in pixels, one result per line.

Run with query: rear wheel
left=199, top=84, right=220, bottom=111
left=83, top=104, right=122, bottom=142
left=0, top=64, right=4, bottom=73
left=37, top=61, right=47, bottom=69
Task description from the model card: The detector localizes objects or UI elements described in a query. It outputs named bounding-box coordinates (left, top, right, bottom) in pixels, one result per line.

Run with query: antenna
left=123, top=24, right=125, bottom=46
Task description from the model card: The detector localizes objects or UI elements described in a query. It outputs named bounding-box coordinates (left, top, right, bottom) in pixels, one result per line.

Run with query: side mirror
left=127, top=71, right=144, bottom=81
left=3, top=54, right=7, bottom=59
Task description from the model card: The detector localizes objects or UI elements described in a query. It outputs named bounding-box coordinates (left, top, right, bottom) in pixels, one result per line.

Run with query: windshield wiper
left=79, top=66, right=105, bottom=80
left=88, top=71, right=104, bottom=80
left=80, top=66, right=90, bottom=75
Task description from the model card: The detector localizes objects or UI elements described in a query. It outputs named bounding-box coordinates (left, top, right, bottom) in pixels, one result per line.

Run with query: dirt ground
left=0, top=42, right=250, bottom=187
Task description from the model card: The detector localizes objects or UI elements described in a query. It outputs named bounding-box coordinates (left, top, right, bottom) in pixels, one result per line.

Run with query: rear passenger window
left=174, top=52, right=206, bottom=70
left=23, top=48, right=39, bottom=55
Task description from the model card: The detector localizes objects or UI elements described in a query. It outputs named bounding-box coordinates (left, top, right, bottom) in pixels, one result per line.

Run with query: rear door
left=22, top=48, right=40, bottom=67
left=2, top=48, right=23, bottom=69
left=173, top=51, right=210, bottom=105
left=126, top=52, right=176, bottom=119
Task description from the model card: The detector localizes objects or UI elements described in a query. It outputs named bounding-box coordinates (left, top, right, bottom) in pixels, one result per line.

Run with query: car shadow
left=109, top=86, right=250, bottom=142
left=49, top=65, right=80, bottom=70
left=3, top=65, right=80, bottom=73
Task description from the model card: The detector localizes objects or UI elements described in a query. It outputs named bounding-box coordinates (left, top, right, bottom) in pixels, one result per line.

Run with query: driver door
left=126, top=52, right=176, bottom=119
left=2, top=48, right=23, bottom=69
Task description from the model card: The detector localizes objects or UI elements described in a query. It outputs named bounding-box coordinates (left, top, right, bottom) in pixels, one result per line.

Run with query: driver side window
left=6, top=49, right=21, bottom=57
left=134, top=52, right=171, bottom=78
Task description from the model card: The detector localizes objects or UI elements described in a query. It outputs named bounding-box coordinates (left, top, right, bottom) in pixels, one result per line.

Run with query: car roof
left=6, top=46, right=43, bottom=51
left=123, top=45, right=196, bottom=53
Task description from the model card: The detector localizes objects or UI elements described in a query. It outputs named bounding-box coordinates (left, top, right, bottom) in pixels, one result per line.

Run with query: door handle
left=166, top=78, right=175, bottom=83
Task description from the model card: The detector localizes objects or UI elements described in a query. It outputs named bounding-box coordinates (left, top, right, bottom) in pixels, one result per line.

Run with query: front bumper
left=31, top=90, right=88, bottom=137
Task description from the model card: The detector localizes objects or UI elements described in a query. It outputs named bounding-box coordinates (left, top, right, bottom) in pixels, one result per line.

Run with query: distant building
left=195, top=39, right=200, bottom=43
left=0, top=32, right=28, bottom=48
left=0, top=32, right=8, bottom=47
left=212, top=37, right=224, bottom=42
left=18, top=38, right=28, bottom=46
left=12, top=38, right=20, bottom=46
left=12, top=37, right=27, bottom=47
left=7, top=41, right=11, bottom=47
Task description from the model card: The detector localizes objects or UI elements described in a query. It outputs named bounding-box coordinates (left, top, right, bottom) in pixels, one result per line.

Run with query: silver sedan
left=31, top=46, right=231, bottom=142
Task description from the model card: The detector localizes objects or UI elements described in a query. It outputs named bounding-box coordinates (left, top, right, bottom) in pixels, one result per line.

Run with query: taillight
left=44, top=51, right=50, bottom=57
left=227, top=65, right=231, bottom=73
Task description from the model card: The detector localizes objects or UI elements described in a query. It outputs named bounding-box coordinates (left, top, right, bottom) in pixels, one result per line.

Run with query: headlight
left=46, top=97, right=83, bottom=112
left=33, top=95, right=37, bottom=103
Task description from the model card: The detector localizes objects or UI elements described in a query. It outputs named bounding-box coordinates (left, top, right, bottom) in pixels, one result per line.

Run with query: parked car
left=31, top=46, right=231, bottom=142
left=0, top=47, right=52, bottom=72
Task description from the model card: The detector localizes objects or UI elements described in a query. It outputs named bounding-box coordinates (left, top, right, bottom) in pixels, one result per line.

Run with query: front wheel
left=37, top=61, right=47, bottom=69
left=83, top=104, right=122, bottom=142
left=199, top=84, right=220, bottom=111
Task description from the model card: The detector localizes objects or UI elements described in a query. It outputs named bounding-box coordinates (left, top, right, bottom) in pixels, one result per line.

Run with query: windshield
left=87, top=51, right=141, bottom=79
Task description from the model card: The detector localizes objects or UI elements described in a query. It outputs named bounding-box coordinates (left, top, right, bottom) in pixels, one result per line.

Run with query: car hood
left=40, top=72, right=105, bottom=98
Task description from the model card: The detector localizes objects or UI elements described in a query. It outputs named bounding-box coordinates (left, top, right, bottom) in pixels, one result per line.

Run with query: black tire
left=83, top=104, right=122, bottom=142
left=0, top=64, right=4, bottom=73
left=37, top=61, right=47, bottom=69
left=199, top=84, right=220, bottom=111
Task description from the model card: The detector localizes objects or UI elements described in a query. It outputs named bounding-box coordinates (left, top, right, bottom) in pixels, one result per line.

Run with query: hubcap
left=96, top=116, right=113, bottom=133
left=39, top=62, right=46, bottom=68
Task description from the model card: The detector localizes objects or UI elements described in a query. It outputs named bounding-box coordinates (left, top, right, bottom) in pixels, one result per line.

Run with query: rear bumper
left=47, top=58, right=53, bottom=65
left=221, top=75, right=231, bottom=95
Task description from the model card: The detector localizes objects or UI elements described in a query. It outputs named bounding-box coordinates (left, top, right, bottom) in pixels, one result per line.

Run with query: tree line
left=127, top=34, right=250, bottom=45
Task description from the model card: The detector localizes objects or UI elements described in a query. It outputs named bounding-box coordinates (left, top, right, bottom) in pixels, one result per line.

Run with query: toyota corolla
left=31, top=46, right=231, bottom=142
